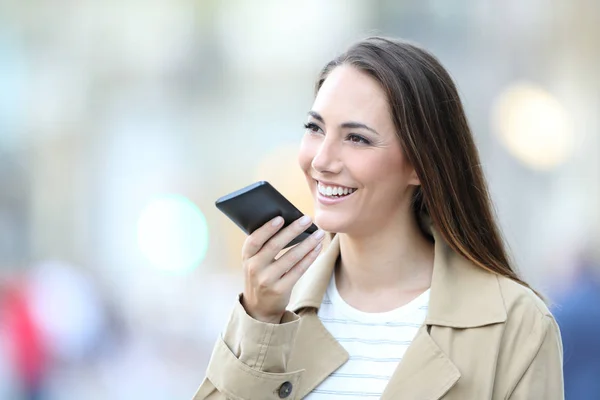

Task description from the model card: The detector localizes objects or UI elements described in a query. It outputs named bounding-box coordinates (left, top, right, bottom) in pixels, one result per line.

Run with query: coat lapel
left=287, top=235, right=349, bottom=398
left=381, top=326, right=460, bottom=399
left=380, top=225, right=506, bottom=399
left=288, top=311, right=349, bottom=398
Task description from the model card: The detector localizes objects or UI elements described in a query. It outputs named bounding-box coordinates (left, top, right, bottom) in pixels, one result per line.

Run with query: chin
left=314, top=211, right=351, bottom=234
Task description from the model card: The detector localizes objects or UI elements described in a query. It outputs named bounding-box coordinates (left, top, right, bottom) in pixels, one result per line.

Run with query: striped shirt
left=305, top=273, right=430, bottom=399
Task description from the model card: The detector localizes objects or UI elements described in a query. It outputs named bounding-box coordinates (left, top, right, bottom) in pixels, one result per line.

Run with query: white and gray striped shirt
left=305, top=273, right=430, bottom=399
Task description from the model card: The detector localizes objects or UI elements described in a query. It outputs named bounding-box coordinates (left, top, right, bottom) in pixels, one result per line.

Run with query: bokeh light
left=27, top=261, right=106, bottom=362
left=491, top=82, right=574, bottom=170
left=137, top=195, right=209, bottom=273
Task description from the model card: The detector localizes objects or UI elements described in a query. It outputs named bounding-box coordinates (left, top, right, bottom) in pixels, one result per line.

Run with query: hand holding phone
left=215, top=181, right=324, bottom=323
left=239, top=214, right=324, bottom=323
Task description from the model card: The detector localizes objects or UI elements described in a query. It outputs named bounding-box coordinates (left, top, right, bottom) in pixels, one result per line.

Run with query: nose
left=311, top=136, right=343, bottom=175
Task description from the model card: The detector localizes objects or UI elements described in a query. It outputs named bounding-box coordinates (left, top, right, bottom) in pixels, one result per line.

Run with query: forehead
left=312, top=65, right=393, bottom=129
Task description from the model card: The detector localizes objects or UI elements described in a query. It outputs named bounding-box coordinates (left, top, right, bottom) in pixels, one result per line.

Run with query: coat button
left=278, top=381, right=293, bottom=398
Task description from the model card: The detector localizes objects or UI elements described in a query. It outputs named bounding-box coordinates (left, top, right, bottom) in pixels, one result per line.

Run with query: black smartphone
left=215, top=181, right=318, bottom=249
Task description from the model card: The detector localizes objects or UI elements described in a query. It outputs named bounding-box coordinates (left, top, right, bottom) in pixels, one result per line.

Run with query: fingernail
left=314, top=243, right=323, bottom=253
left=272, top=216, right=284, bottom=226
left=313, top=229, right=325, bottom=240
left=299, top=215, right=312, bottom=226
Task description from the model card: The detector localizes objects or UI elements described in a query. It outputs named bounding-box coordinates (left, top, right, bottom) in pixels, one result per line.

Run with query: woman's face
left=298, top=65, right=419, bottom=235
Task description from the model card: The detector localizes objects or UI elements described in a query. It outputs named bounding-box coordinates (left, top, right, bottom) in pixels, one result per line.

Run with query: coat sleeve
left=508, top=315, right=564, bottom=399
left=192, top=296, right=305, bottom=400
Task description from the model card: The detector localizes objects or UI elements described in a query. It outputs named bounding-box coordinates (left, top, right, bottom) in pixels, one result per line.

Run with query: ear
left=408, top=168, right=421, bottom=186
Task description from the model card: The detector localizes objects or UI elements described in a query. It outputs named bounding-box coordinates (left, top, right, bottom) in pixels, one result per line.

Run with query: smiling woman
left=193, top=37, right=564, bottom=400
left=299, top=65, right=419, bottom=240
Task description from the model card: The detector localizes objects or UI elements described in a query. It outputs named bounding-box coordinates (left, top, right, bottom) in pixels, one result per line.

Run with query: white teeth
left=317, top=182, right=356, bottom=197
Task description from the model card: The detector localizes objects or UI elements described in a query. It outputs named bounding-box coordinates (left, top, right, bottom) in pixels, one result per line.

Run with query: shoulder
left=495, top=275, right=561, bottom=362
left=496, top=275, right=553, bottom=322
left=492, top=276, right=563, bottom=393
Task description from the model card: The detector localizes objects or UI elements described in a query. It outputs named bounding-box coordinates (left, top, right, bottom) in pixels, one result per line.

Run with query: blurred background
left=0, top=0, right=599, bottom=399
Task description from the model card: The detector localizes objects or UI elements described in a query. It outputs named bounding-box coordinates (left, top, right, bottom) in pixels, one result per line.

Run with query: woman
left=193, top=37, right=564, bottom=399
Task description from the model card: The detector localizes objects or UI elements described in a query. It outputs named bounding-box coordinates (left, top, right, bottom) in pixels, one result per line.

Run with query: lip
left=313, top=179, right=357, bottom=206
left=316, top=189, right=356, bottom=205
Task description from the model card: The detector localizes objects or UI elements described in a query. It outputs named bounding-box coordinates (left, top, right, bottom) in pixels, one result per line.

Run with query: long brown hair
left=315, top=36, right=535, bottom=294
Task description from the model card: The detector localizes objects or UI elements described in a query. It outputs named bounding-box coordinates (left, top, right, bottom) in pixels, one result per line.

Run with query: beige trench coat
left=193, top=227, right=564, bottom=399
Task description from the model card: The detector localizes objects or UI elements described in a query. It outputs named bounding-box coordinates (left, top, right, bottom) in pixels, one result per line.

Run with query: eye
left=303, top=122, right=323, bottom=134
left=347, top=134, right=371, bottom=145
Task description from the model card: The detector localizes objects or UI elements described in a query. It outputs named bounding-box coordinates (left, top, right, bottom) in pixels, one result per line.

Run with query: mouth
left=315, top=180, right=358, bottom=199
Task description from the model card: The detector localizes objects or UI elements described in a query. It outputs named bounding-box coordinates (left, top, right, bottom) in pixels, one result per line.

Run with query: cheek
left=381, top=158, right=414, bottom=195
left=362, top=151, right=409, bottom=189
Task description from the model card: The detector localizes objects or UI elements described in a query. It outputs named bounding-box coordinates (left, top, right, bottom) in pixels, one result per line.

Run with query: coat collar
left=286, top=219, right=508, bottom=398
left=288, top=220, right=507, bottom=329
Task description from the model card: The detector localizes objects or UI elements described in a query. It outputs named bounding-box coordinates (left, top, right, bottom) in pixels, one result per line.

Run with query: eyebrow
left=307, top=111, right=380, bottom=136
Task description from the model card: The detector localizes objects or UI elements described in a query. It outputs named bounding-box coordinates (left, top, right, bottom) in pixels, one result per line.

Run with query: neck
left=336, top=210, right=434, bottom=298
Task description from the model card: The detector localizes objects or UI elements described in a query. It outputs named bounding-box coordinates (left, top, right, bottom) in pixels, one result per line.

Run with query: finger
left=277, top=239, right=324, bottom=288
left=241, top=216, right=285, bottom=260
left=271, top=228, right=325, bottom=277
left=254, top=215, right=315, bottom=263
left=256, top=228, right=324, bottom=287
